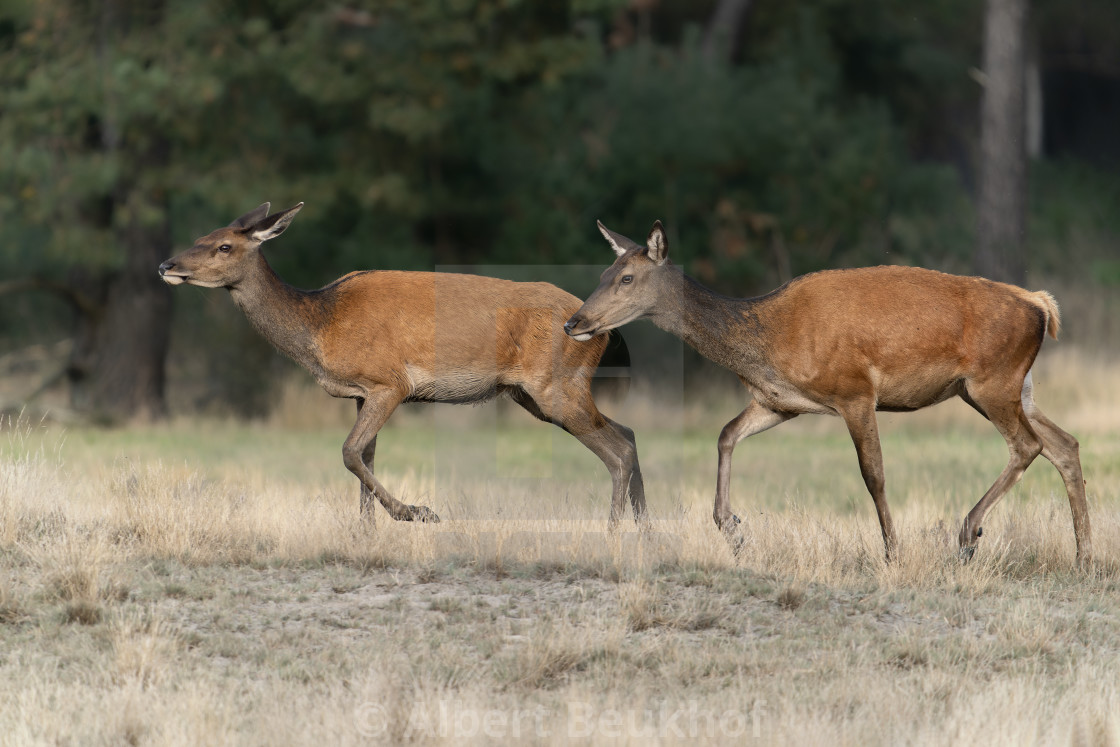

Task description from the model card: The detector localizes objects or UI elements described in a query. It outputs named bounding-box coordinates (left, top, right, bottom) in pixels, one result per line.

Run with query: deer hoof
left=409, top=505, right=440, bottom=523
left=722, top=514, right=745, bottom=558
left=1075, top=554, right=1092, bottom=572
left=716, top=513, right=741, bottom=530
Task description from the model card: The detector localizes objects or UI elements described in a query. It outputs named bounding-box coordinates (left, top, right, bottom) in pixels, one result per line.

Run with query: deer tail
left=1032, top=291, right=1061, bottom=340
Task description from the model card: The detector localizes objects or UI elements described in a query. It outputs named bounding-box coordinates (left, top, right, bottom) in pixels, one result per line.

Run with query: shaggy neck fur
left=648, top=266, right=768, bottom=375
left=227, top=252, right=328, bottom=375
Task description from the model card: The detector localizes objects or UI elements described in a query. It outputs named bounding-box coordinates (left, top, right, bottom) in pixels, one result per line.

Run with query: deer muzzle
left=158, top=260, right=187, bottom=285
left=563, top=313, right=597, bottom=342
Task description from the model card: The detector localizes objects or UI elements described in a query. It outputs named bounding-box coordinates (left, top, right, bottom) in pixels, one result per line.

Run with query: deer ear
left=229, top=203, right=270, bottom=229
left=597, top=220, right=642, bottom=258
left=646, top=220, right=668, bottom=265
left=249, top=202, right=304, bottom=243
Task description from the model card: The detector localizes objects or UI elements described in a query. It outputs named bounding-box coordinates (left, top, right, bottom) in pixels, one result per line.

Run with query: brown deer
left=158, top=203, right=646, bottom=527
left=564, top=220, right=1090, bottom=567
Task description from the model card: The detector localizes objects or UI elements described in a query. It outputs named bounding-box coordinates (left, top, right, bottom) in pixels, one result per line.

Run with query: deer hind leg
left=355, top=399, right=379, bottom=524
left=958, top=378, right=1042, bottom=561
left=714, top=399, right=794, bottom=556
left=345, top=389, right=439, bottom=524
left=511, top=385, right=646, bottom=530
left=837, top=400, right=897, bottom=562
left=1021, top=374, right=1092, bottom=567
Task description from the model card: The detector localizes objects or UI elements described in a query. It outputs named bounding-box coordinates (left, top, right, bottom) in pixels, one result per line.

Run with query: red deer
left=158, top=203, right=646, bottom=527
left=564, top=220, right=1090, bottom=567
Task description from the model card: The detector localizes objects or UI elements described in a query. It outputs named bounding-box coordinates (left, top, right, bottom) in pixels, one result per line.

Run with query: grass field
left=2, top=349, right=1119, bottom=745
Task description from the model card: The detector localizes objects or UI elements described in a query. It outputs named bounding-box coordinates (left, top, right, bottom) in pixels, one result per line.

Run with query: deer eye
left=217, top=244, right=232, bottom=254
left=620, top=275, right=633, bottom=285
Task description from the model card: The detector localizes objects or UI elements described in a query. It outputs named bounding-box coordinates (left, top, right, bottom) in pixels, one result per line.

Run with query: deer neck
left=227, top=254, right=327, bottom=373
left=649, top=268, right=766, bottom=374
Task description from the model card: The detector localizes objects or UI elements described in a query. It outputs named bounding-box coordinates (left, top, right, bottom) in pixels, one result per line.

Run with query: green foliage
left=0, top=0, right=1116, bottom=413
left=0, top=0, right=979, bottom=288
left=1028, top=159, right=1120, bottom=283
left=485, top=5, right=976, bottom=288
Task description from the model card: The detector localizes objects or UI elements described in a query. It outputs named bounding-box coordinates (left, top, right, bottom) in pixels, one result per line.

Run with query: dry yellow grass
left=1, top=347, right=1119, bottom=745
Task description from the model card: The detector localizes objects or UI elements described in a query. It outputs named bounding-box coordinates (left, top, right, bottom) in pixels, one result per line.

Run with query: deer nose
left=158, top=260, right=175, bottom=276
left=563, top=318, right=579, bottom=334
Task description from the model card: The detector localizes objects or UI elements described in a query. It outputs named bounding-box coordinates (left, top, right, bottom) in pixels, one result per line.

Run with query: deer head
left=158, top=202, right=304, bottom=289
left=564, top=220, right=672, bottom=341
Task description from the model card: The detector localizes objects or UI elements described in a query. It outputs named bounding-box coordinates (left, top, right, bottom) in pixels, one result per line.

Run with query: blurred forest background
left=0, top=0, right=1118, bottom=423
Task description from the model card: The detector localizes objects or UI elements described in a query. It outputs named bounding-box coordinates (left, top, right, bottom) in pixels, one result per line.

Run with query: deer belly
left=748, top=382, right=835, bottom=416
left=873, top=371, right=963, bottom=411
left=404, top=364, right=499, bottom=404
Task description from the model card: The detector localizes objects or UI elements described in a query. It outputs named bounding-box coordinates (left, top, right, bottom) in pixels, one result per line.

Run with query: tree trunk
left=975, top=0, right=1029, bottom=286
left=98, top=219, right=171, bottom=422
left=702, top=0, right=753, bottom=65
left=68, top=133, right=173, bottom=423
left=68, top=0, right=174, bottom=423
left=68, top=213, right=172, bottom=423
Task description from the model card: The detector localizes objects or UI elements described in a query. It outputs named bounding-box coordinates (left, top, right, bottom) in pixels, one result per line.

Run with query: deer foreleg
left=839, top=402, right=896, bottom=562
left=345, top=389, right=439, bottom=524
left=714, top=400, right=793, bottom=554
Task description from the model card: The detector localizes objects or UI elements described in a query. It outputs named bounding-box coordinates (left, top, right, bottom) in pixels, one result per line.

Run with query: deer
left=564, top=220, right=1091, bottom=568
left=158, top=203, right=646, bottom=528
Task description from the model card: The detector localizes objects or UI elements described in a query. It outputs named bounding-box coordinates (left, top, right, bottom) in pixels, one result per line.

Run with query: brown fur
left=159, top=203, right=646, bottom=527
left=567, top=221, right=1090, bottom=567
